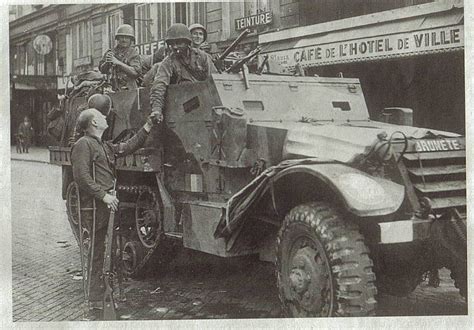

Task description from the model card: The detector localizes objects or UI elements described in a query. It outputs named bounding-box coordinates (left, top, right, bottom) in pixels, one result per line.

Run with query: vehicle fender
left=273, top=163, right=405, bottom=217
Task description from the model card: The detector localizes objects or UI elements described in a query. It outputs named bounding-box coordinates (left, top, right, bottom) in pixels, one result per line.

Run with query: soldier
left=150, top=23, right=217, bottom=119
left=99, top=24, right=142, bottom=90
left=71, top=108, right=158, bottom=320
left=140, top=46, right=167, bottom=77
left=68, top=94, right=114, bottom=146
left=141, top=46, right=168, bottom=87
left=189, top=23, right=211, bottom=53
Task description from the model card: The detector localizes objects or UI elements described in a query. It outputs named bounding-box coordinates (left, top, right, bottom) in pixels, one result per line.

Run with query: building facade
left=9, top=1, right=465, bottom=145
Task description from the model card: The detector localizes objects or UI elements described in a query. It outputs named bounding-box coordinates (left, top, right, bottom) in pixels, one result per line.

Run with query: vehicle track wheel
left=276, top=202, right=377, bottom=317
left=65, top=182, right=81, bottom=244
left=122, top=240, right=144, bottom=277
left=135, top=189, right=162, bottom=249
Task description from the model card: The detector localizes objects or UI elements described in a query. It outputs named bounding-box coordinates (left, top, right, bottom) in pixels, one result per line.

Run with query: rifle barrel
left=217, top=29, right=251, bottom=62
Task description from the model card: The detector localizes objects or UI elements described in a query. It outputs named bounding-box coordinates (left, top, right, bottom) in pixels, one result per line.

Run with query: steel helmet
left=189, top=23, right=207, bottom=42
left=115, top=24, right=135, bottom=41
left=88, top=94, right=112, bottom=116
left=165, top=23, right=192, bottom=44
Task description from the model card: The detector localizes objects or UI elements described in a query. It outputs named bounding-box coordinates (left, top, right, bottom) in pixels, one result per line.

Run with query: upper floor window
left=135, top=4, right=153, bottom=44
left=108, top=10, right=122, bottom=48
left=175, top=2, right=207, bottom=26
left=72, top=20, right=92, bottom=59
left=244, top=0, right=270, bottom=16
left=157, top=3, right=173, bottom=40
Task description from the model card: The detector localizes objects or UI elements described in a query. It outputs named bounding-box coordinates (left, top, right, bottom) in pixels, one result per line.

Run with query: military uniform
left=71, top=128, right=149, bottom=303
left=150, top=47, right=217, bottom=115
left=99, top=46, right=142, bottom=90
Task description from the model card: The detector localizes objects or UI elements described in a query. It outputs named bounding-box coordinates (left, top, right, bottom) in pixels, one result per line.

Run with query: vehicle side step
left=165, top=232, right=183, bottom=240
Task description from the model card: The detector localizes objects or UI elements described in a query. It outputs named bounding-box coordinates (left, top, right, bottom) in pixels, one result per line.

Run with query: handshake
left=147, top=111, right=163, bottom=125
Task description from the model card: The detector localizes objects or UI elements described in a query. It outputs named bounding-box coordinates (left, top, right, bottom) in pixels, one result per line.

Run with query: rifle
left=214, top=29, right=251, bottom=72
left=102, top=181, right=117, bottom=320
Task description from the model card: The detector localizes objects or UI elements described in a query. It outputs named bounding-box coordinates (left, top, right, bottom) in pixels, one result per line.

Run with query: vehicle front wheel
left=276, top=202, right=377, bottom=317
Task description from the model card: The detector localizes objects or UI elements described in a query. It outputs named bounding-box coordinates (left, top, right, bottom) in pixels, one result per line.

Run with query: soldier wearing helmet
left=189, top=23, right=211, bottom=53
left=150, top=23, right=217, bottom=119
left=69, top=94, right=115, bottom=146
left=99, top=24, right=142, bottom=90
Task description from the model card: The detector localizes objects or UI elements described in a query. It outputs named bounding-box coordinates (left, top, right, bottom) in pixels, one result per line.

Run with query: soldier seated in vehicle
left=140, top=46, right=169, bottom=87
left=189, top=23, right=211, bottom=54
left=71, top=108, right=158, bottom=320
left=150, top=23, right=217, bottom=120
left=99, top=24, right=142, bottom=91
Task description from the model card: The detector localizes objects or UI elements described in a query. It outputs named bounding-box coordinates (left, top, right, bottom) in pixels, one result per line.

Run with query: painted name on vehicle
left=415, top=139, right=463, bottom=152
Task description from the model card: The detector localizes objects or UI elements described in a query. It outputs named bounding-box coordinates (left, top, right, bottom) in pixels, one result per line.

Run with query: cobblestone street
left=11, top=151, right=468, bottom=322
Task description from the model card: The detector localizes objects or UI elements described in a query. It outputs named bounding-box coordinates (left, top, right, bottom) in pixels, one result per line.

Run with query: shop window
left=135, top=4, right=152, bottom=45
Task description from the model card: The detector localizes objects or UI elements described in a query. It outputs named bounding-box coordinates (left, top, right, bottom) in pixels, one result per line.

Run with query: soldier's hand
left=149, top=111, right=163, bottom=125
left=102, top=193, right=119, bottom=211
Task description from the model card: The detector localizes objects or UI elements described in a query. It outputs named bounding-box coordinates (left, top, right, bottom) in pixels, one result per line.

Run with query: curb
left=11, top=158, right=51, bottom=165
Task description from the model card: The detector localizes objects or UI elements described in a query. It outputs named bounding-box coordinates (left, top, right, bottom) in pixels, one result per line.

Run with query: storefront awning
left=259, top=2, right=464, bottom=73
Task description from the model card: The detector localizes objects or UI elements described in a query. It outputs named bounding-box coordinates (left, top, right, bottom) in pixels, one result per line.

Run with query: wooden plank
left=408, top=164, right=466, bottom=176
left=403, top=150, right=466, bottom=161
left=431, top=196, right=466, bottom=210
left=414, top=181, right=466, bottom=193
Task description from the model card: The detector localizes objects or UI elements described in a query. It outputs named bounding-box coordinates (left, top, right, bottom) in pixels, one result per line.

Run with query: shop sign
left=267, top=25, right=463, bottom=72
left=235, top=12, right=272, bottom=31
left=414, top=139, right=464, bottom=152
left=73, top=56, right=92, bottom=68
left=135, top=41, right=164, bottom=55
left=33, top=34, right=53, bottom=55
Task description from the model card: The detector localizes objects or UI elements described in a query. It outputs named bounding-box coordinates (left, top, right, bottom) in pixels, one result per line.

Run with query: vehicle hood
left=280, top=120, right=461, bottom=163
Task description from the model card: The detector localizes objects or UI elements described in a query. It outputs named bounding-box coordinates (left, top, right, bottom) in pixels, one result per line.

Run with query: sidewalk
left=10, top=146, right=51, bottom=164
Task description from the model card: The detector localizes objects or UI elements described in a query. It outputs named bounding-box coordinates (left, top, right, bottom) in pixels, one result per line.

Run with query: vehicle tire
left=276, top=202, right=377, bottom=317
left=65, top=181, right=81, bottom=246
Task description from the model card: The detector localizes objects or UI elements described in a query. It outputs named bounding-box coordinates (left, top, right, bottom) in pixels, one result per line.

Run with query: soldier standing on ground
left=99, top=24, right=142, bottom=90
left=17, top=116, right=34, bottom=153
left=70, top=108, right=158, bottom=320
left=150, top=23, right=217, bottom=119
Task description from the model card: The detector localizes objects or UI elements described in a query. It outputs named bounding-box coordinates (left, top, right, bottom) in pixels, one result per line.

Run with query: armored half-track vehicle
left=50, top=69, right=466, bottom=317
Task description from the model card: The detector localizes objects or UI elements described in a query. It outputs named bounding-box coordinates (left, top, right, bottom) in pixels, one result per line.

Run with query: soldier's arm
left=110, top=123, right=152, bottom=157
left=110, top=49, right=142, bottom=78
left=71, top=139, right=107, bottom=200
left=99, top=50, right=113, bottom=74
left=150, top=59, right=173, bottom=116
